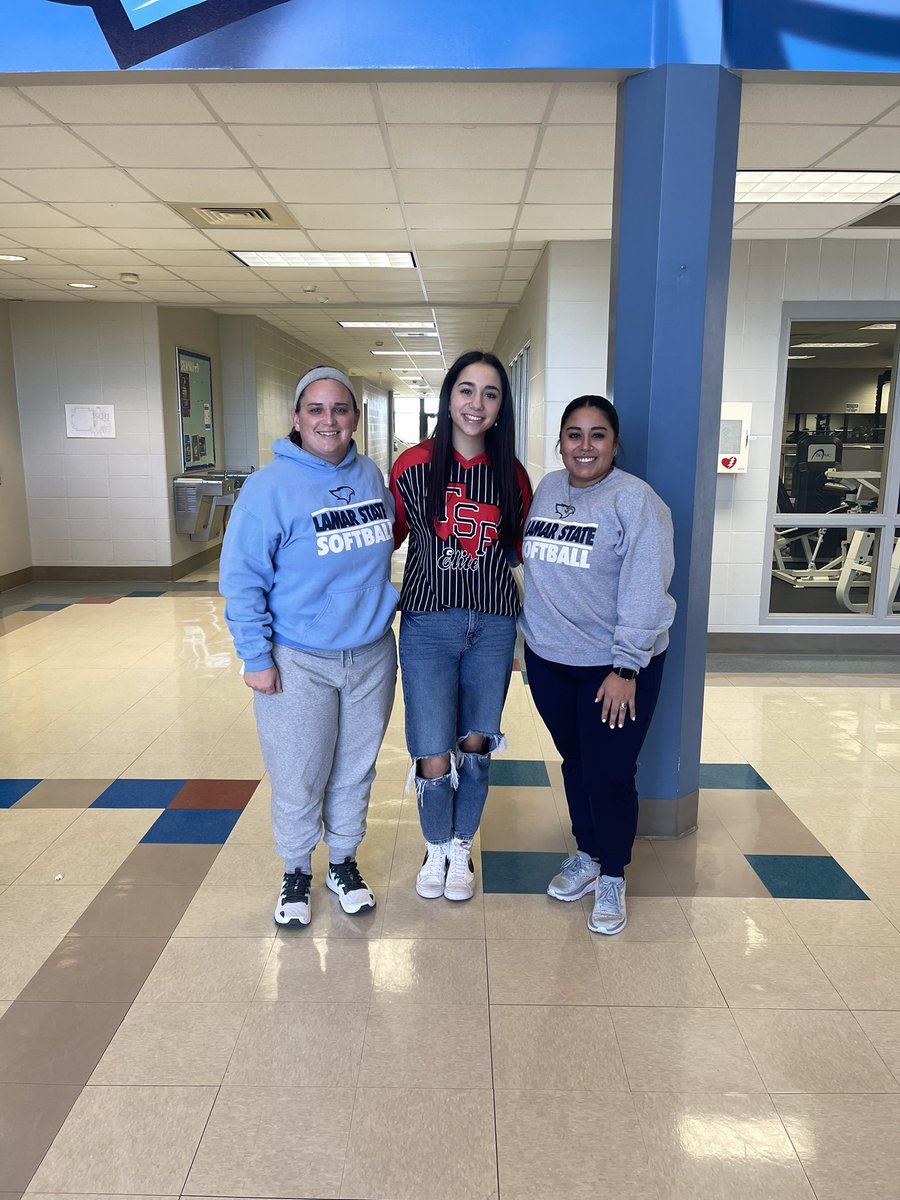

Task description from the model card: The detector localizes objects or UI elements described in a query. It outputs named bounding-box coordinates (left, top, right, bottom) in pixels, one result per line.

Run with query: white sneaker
left=547, top=851, right=600, bottom=901
left=274, top=869, right=312, bottom=927
left=588, top=875, right=627, bottom=935
left=416, top=841, right=449, bottom=898
left=444, top=837, right=476, bottom=902
left=326, top=858, right=376, bottom=915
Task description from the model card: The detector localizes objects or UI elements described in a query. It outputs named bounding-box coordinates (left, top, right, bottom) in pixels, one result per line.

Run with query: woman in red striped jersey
left=390, top=351, right=532, bottom=901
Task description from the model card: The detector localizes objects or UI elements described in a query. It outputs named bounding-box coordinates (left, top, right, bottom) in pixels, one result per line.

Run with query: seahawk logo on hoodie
left=312, top=497, right=392, bottom=556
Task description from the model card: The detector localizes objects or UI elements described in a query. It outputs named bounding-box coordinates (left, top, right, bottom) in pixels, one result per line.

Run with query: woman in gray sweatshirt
left=519, top=395, right=675, bottom=935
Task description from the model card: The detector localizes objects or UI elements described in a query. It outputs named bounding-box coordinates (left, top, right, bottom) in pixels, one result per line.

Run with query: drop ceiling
left=0, top=75, right=898, bottom=397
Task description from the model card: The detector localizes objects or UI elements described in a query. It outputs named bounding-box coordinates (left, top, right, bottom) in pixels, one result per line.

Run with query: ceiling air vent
left=845, top=203, right=900, bottom=230
left=169, top=201, right=299, bottom=230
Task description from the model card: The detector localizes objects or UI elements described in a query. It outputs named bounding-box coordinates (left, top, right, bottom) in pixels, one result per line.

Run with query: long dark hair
left=558, top=395, right=621, bottom=463
left=426, top=350, right=522, bottom=547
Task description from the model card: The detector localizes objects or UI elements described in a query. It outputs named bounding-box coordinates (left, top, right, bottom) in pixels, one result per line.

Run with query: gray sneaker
left=547, top=851, right=600, bottom=901
left=588, top=874, right=627, bottom=935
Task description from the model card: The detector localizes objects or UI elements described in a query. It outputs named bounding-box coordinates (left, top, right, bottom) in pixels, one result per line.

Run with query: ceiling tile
left=416, top=250, right=508, bottom=266
left=735, top=202, right=874, bottom=230
left=3, top=228, right=122, bottom=249
left=390, top=126, right=538, bottom=170
left=127, top=169, right=275, bottom=203
left=22, top=84, right=215, bottom=124
left=262, top=169, right=397, bottom=203
left=736, top=124, right=858, bottom=168
left=0, top=127, right=108, bottom=169
left=231, top=125, right=389, bottom=169
left=0, top=169, right=155, bottom=202
left=549, top=84, right=618, bottom=124
left=414, top=230, right=512, bottom=248
left=307, top=229, right=412, bottom=250
left=0, top=179, right=30, bottom=202
left=49, top=248, right=155, bottom=266
left=138, top=249, right=242, bottom=266
left=101, top=228, right=216, bottom=249
left=54, top=202, right=189, bottom=228
left=199, top=82, right=378, bottom=124
left=200, top=228, right=316, bottom=250
left=519, top=204, right=612, bottom=228
left=526, top=169, right=614, bottom=204
left=395, top=169, right=527, bottom=204
left=72, top=125, right=251, bottom=170
left=406, top=203, right=518, bottom=229
left=741, top=83, right=900, bottom=125
left=286, top=203, right=405, bottom=229
left=0, top=92, right=54, bottom=125
left=536, top=126, right=616, bottom=169
left=379, top=82, right=551, bottom=124
left=0, top=203, right=79, bottom=228
left=421, top=268, right=504, bottom=281
left=815, top=127, right=900, bottom=170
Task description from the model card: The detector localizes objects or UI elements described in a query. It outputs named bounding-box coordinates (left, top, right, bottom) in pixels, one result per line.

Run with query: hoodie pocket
left=305, top=581, right=399, bottom=642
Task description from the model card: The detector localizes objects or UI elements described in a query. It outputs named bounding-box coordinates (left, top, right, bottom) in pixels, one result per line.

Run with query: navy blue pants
left=524, top=645, right=666, bottom=877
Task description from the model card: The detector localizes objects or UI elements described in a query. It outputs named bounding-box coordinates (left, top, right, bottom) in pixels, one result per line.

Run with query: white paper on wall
left=65, top=404, right=116, bottom=439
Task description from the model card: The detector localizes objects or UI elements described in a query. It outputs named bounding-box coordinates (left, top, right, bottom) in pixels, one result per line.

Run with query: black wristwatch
left=612, top=666, right=638, bottom=681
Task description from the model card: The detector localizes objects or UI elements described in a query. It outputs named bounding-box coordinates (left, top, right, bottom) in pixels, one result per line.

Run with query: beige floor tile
left=734, top=1008, right=899, bottom=1093
left=379, top=884, right=485, bottom=939
left=595, top=941, right=726, bottom=1007
left=26, top=1084, right=217, bottom=1195
left=15, top=838, right=146, bottom=887
left=495, top=1089, right=657, bottom=1200
left=775, top=1094, right=900, bottom=1200
left=479, top=791, right=566, bottom=852
left=0, top=1081, right=83, bottom=1192
left=635, top=1092, right=815, bottom=1200
left=373, top=938, right=487, bottom=1004
left=777, top=898, right=900, bottom=946
left=808, top=944, right=900, bottom=1009
left=341, top=1087, right=497, bottom=1200
left=679, top=896, right=801, bottom=945
left=484, top=893, right=591, bottom=941
left=171, top=883, right=279, bottom=938
left=202, top=840, right=284, bottom=887
left=0, top=840, right=55, bottom=886
left=359, top=999, right=492, bottom=1088
left=613, top=1006, right=765, bottom=1092
left=487, top=938, right=605, bottom=1005
left=0, top=934, right=63, bottom=1001
left=702, top=941, right=846, bottom=1008
left=0, top=882, right=102, bottom=940
left=490, top=1004, right=627, bottom=1091
left=852, top=1010, right=900, bottom=1082
left=654, top=844, right=773, bottom=897
left=0, top=809, right=82, bottom=845
left=224, top=1001, right=367, bottom=1086
left=584, top=895, right=696, bottom=942
left=89, top=1000, right=249, bottom=1085
left=831, top=852, right=900, bottom=897
left=137, top=937, right=272, bottom=1002
left=184, top=1084, right=352, bottom=1199
left=254, top=938, right=380, bottom=1002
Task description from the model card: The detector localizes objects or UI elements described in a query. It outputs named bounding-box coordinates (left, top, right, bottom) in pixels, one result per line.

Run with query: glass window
left=508, top=343, right=530, bottom=463
left=770, top=525, right=881, bottom=616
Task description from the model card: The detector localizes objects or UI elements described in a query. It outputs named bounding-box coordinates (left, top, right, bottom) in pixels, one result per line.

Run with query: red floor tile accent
left=169, top=779, right=260, bottom=809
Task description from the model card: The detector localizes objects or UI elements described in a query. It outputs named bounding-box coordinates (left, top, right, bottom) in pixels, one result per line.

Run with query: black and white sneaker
left=274, top=868, right=312, bottom=927
left=326, top=858, right=376, bottom=915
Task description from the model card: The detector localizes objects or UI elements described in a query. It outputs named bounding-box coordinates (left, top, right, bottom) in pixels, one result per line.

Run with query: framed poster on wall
left=177, top=348, right=215, bottom=473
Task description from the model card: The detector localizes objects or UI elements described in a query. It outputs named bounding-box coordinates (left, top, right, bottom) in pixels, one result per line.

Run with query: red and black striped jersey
left=389, top=440, right=532, bottom=616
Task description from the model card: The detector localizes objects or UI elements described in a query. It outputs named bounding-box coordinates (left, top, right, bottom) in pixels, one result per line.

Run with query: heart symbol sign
left=721, top=456, right=737, bottom=469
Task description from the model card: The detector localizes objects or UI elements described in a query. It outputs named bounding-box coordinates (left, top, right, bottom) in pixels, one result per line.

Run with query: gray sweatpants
left=253, top=631, right=397, bottom=871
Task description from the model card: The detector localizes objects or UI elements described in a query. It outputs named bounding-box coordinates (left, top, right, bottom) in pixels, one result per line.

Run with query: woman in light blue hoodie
left=220, top=366, right=398, bottom=929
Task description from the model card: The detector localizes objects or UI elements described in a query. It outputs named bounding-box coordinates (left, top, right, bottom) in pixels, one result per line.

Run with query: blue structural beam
left=609, top=63, right=741, bottom=836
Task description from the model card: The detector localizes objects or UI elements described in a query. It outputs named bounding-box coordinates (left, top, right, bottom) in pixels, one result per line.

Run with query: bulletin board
left=177, top=348, right=215, bottom=473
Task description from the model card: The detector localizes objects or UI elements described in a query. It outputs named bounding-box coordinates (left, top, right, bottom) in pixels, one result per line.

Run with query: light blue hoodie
left=219, top=437, right=398, bottom=670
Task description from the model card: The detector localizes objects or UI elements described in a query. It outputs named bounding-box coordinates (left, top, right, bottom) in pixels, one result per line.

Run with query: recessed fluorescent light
left=396, top=331, right=439, bottom=338
left=860, top=323, right=897, bottom=330
left=230, top=251, right=415, bottom=268
left=67, top=282, right=97, bottom=289
left=0, top=253, right=27, bottom=262
left=338, top=321, right=434, bottom=329
left=736, top=170, right=900, bottom=204
left=788, top=354, right=815, bottom=360
left=792, top=341, right=877, bottom=349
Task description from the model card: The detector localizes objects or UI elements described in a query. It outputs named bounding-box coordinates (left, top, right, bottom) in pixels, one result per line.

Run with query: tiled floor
left=1, top=575, right=900, bottom=1198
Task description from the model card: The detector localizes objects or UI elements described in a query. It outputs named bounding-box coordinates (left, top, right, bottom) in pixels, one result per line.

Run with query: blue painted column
left=608, top=63, right=741, bottom=836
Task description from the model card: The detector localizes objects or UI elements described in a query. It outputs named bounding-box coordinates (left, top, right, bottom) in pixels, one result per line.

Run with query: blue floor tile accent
left=141, top=808, right=242, bottom=844
left=746, top=854, right=869, bottom=900
left=93, top=779, right=187, bottom=808
left=481, top=850, right=563, bottom=894
left=700, top=763, right=770, bottom=790
left=0, top=779, right=41, bottom=808
left=127, top=590, right=166, bottom=597
left=25, top=603, right=69, bottom=611
left=490, top=759, right=550, bottom=787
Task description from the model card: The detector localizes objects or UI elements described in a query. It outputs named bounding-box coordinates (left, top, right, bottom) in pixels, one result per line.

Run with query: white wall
left=11, top=301, right=168, bottom=571
left=494, top=245, right=549, bottom=482
left=0, top=300, right=31, bottom=582
left=358, top=377, right=390, bottom=477
left=255, top=319, right=343, bottom=464
left=219, top=314, right=258, bottom=471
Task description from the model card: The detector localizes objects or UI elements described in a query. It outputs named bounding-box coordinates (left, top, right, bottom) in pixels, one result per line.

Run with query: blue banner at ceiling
left=2, top=0, right=900, bottom=73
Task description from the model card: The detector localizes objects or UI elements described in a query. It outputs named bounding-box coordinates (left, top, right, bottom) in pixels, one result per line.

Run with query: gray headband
left=294, top=366, right=357, bottom=410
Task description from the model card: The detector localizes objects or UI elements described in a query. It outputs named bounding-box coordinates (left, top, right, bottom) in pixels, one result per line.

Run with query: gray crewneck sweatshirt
left=518, top=467, right=675, bottom=670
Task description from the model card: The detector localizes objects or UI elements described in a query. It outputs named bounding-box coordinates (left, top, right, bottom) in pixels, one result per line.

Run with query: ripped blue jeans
left=399, top=608, right=516, bottom=843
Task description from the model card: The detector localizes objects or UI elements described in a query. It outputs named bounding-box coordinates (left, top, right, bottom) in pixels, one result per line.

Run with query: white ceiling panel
left=126, top=169, right=276, bottom=203
left=390, top=126, right=539, bottom=170
left=536, top=126, right=616, bottom=169
left=549, top=84, right=618, bottom=125
left=526, top=169, right=614, bottom=204
left=72, top=125, right=251, bottom=170
left=815, top=127, right=900, bottom=170
left=149, top=291, right=221, bottom=303
left=378, top=82, right=551, bottom=124
left=307, top=229, right=413, bottom=250
left=54, top=202, right=189, bottom=228
left=395, top=169, right=527, bottom=204
left=23, top=84, right=215, bottom=125
left=138, top=249, right=242, bottom=266
left=519, top=204, right=612, bottom=228
left=0, top=204, right=79, bottom=228
left=230, top=125, right=389, bottom=169
left=286, top=203, right=405, bottom=229
left=0, top=92, right=54, bottom=125
left=0, top=180, right=30, bottom=202
left=0, top=127, right=109, bottom=170
left=736, top=124, right=858, bottom=169
left=414, top=230, right=513, bottom=248
left=732, top=227, right=823, bottom=240
left=101, top=228, right=215, bottom=249
left=49, top=248, right=157, bottom=266
left=514, top=227, right=608, bottom=241
left=0, top=169, right=155, bottom=202
left=200, top=228, right=316, bottom=249
left=876, top=107, right=900, bottom=125
left=406, top=203, right=519, bottom=229
left=416, top=250, right=508, bottom=267
left=261, top=169, right=397, bottom=203
left=735, top=202, right=874, bottom=230
left=199, top=82, right=379, bottom=124
left=421, top=268, right=504, bottom=281
left=5, top=228, right=123, bottom=249
left=741, top=84, right=900, bottom=125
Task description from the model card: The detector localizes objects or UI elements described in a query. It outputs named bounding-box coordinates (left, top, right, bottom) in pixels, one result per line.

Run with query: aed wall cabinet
left=718, top=403, right=752, bottom=474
